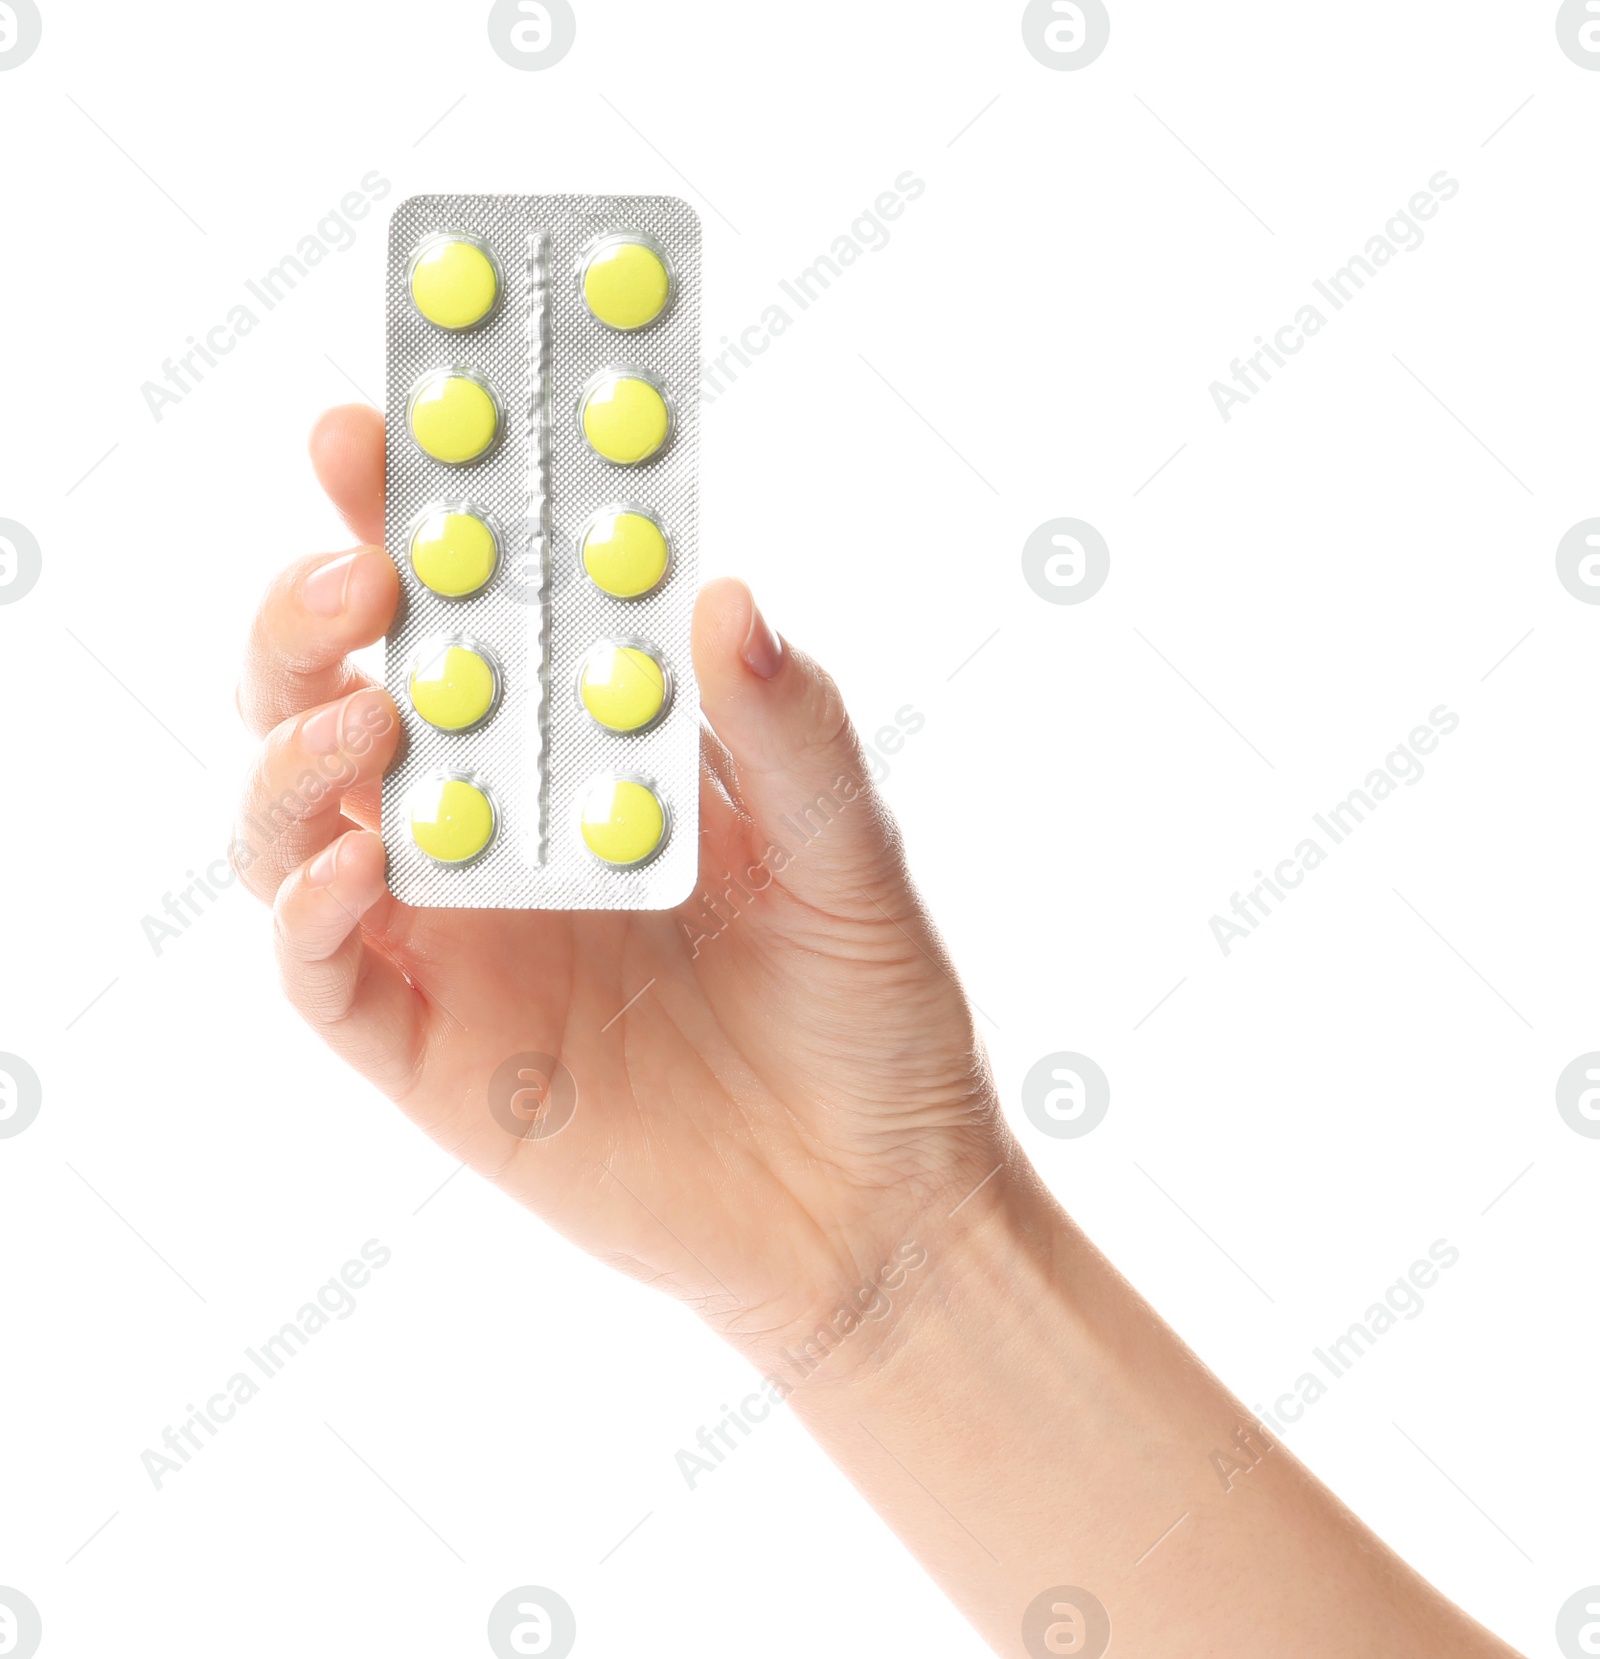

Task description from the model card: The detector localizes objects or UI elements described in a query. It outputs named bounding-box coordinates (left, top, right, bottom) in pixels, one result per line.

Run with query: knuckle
left=804, top=662, right=854, bottom=755
left=231, top=842, right=279, bottom=904
left=239, top=559, right=370, bottom=736
left=234, top=752, right=345, bottom=904
left=272, top=916, right=355, bottom=1027
left=230, top=814, right=289, bottom=903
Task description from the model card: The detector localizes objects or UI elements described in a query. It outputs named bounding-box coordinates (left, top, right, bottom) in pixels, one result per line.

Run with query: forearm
left=771, top=1160, right=1519, bottom=1659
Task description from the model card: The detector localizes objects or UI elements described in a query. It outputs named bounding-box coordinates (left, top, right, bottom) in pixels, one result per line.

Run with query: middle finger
left=238, top=546, right=398, bottom=737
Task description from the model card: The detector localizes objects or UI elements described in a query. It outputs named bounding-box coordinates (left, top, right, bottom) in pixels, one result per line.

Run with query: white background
left=0, top=3, right=1594, bottom=1654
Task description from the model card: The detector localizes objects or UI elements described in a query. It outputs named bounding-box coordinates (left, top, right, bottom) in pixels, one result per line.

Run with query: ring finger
left=234, top=686, right=401, bottom=903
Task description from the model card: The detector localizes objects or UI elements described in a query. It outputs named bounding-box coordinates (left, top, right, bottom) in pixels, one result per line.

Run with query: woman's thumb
left=692, top=579, right=904, bottom=903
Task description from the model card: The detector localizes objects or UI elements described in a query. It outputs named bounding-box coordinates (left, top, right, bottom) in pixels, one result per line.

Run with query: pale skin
left=236, top=403, right=1524, bottom=1658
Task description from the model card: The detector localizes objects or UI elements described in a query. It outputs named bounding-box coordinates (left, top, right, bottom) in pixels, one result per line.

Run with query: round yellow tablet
left=579, top=776, right=666, bottom=868
left=579, top=642, right=667, bottom=733
left=410, top=236, right=499, bottom=330
left=409, top=370, right=500, bottom=464
left=409, top=641, right=500, bottom=732
left=410, top=508, right=498, bottom=598
left=580, top=372, right=670, bottom=466
left=410, top=775, right=496, bottom=865
left=581, top=509, right=669, bottom=599
left=582, top=237, right=672, bottom=331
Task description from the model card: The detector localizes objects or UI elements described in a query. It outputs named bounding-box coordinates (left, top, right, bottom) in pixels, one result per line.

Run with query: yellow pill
left=580, top=372, right=670, bottom=466
left=410, top=236, right=499, bottom=330
left=409, top=370, right=500, bottom=464
left=410, top=508, right=498, bottom=598
left=579, top=642, right=667, bottom=733
left=410, top=775, right=496, bottom=865
left=579, top=776, right=666, bottom=868
left=582, top=237, right=672, bottom=331
left=581, top=509, right=670, bottom=599
left=409, top=642, right=500, bottom=732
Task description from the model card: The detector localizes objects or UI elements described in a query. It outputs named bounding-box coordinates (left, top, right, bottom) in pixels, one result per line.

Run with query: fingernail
left=741, top=596, right=784, bottom=680
left=307, top=840, right=341, bottom=886
left=302, top=550, right=367, bottom=617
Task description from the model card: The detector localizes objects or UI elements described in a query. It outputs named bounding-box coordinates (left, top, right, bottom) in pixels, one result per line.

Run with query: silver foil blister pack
left=382, top=193, right=700, bottom=909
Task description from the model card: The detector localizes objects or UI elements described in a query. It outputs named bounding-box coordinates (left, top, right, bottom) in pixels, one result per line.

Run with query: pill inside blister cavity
left=579, top=776, right=667, bottom=868
left=409, top=234, right=500, bottom=330
left=578, top=640, right=668, bottom=733
left=580, top=234, right=672, bottom=331
left=409, top=368, right=500, bottom=464
left=580, top=507, right=670, bottom=599
left=409, top=774, right=497, bottom=865
left=409, top=507, right=499, bottom=598
left=409, top=638, right=502, bottom=732
left=579, top=370, right=671, bottom=465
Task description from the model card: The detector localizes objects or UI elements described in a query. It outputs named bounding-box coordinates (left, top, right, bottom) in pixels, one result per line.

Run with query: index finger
left=310, top=403, right=385, bottom=546
left=237, top=405, right=394, bottom=737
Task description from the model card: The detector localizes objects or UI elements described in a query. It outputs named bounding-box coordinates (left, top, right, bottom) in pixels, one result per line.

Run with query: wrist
left=729, top=1143, right=1077, bottom=1410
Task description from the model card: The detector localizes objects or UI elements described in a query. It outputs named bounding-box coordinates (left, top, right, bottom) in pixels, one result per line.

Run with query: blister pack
left=382, top=194, right=700, bottom=909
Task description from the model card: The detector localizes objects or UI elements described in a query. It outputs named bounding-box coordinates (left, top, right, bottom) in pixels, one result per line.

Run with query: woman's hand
left=237, top=405, right=1526, bottom=1658
left=235, top=403, right=1009, bottom=1374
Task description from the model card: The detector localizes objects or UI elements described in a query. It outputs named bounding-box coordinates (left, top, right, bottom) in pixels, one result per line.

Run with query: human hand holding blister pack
left=232, top=195, right=1007, bottom=1375
left=230, top=195, right=1530, bottom=1659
